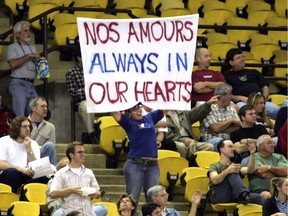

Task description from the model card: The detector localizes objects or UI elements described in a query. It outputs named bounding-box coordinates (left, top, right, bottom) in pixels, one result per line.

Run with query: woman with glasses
left=263, top=177, right=288, bottom=216
left=116, top=194, right=137, bottom=216
left=111, top=103, right=164, bottom=205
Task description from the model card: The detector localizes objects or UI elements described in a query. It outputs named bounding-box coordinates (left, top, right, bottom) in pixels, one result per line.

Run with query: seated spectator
left=191, top=47, right=226, bottom=102
left=274, top=106, right=288, bottom=136
left=0, top=95, right=15, bottom=137
left=0, top=116, right=49, bottom=193
left=277, top=121, right=287, bottom=158
left=66, top=47, right=100, bottom=144
left=49, top=141, right=106, bottom=216
left=146, top=185, right=180, bottom=215
left=224, top=48, right=279, bottom=120
left=248, top=135, right=288, bottom=200
left=116, top=194, right=137, bottom=216
left=208, top=140, right=263, bottom=205
left=247, top=92, right=275, bottom=136
left=201, top=83, right=242, bottom=150
left=141, top=203, right=162, bottom=216
left=263, top=177, right=288, bottom=216
left=231, top=105, right=268, bottom=163
left=28, top=96, right=57, bottom=165
left=165, top=96, right=218, bottom=159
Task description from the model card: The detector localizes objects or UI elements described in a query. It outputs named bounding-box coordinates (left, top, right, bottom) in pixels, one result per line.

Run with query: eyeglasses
left=75, top=151, right=85, bottom=154
left=157, top=193, right=169, bottom=197
left=233, top=55, right=245, bottom=61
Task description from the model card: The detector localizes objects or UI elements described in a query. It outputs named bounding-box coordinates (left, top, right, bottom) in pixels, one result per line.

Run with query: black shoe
left=238, top=191, right=251, bottom=204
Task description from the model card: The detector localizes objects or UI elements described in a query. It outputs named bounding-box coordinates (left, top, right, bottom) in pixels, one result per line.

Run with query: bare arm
left=0, top=160, right=34, bottom=177
left=8, top=53, right=40, bottom=69
left=188, top=190, right=202, bottom=216
left=232, top=95, right=248, bottom=103
left=261, top=86, right=269, bottom=100
left=240, top=143, right=256, bottom=175
left=209, top=163, right=241, bottom=185
left=110, top=111, right=122, bottom=122
left=234, top=139, right=257, bottom=154
left=193, top=81, right=225, bottom=93
left=50, top=186, right=82, bottom=199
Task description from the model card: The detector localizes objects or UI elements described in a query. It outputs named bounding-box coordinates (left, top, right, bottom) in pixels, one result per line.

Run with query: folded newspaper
left=28, top=156, right=55, bottom=179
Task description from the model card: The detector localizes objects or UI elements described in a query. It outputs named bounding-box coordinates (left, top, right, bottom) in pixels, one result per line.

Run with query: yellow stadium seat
left=204, top=9, right=235, bottom=26
left=274, top=0, right=287, bottom=17
left=243, top=176, right=250, bottom=188
left=194, top=151, right=220, bottom=169
left=268, top=94, right=288, bottom=107
left=225, top=0, right=250, bottom=15
left=187, top=0, right=217, bottom=14
left=95, top=202, right=118, bottom=216
left=98, top=116, right=127, bottom=155
left=211, top=203, right=238, bottom=214
left=52, top=0, right=73, bottom=6
left=250, top=43, right=280, bottom=61
left=160, top=8, right=191, bottom=17
left=245, top=0, right=271, bottom=14
left=0, top=183, right=12, bottom=192
left=205, top=32, right=230, bottom=46
left=20, top=183, right=48, bottom=213
left=151, top=0, right=184, bottom=15
left=208, top=42, right=238, bottom=61
left=265, top=16, right=287, bottom=27
left=3, top=0, right=25, bottom=16
left=114, top=0, right=145, bottom=9
left=244, top=59, right=262, bottom=72
left=158, top=149, right=180, bottom=159
left=184, top=175, right=209, bottom=203
left=191, top=121, right=201, bottom=140
left=248, top=10, right=278, bottom=26
left=273, top=63, right=288, bottom=89
left=248, top=33, right=274, bottom=48
left=7, top=201, right=40, bottom=216
left=201, top=0, right=227, bottom=13
left=237, top=203, right=262, bottom=216
left=271, top=50, right=288, bottom=63
left=182, top=167, right=208, bottom=184
left=117, top=7, right=147, bottom=19
left=0, top=192, right=19, bottom=213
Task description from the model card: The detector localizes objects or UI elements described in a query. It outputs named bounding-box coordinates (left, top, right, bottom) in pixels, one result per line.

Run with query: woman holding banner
left=111, top=103, right=164, bottom=206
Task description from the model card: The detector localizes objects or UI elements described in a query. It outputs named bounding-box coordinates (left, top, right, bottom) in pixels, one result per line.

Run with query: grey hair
left=13, top=21, right=30, bottom=35
left=29, top=96, right=46, bottom=109
left=256, top=134, right=270, bottom=149
left=214, top=83, right=232, bottom=96
left=147, top=185, right=166, bottom=198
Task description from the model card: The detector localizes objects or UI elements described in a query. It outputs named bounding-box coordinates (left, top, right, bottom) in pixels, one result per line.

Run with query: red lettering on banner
left=84, top=22, right=120, bottom=45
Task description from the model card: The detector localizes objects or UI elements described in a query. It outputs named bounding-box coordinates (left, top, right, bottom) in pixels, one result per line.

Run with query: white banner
left=77, top=14, right=199, bottom=113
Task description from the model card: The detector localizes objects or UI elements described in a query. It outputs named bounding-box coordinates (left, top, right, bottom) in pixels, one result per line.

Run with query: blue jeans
left=204, top=137, right=223, bottom=152
left=123, top=159, right=160, bottom=203
left=9, top=78, right=37, bottom=116
left=52, top=204, right=108, bottom=216
left=236, top=101, right=280, bottom=120
left=40, top=142, right=57, bottom=165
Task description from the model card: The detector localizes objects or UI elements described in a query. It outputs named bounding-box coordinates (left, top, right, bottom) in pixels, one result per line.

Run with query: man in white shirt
left=0, top=116, right=49, bottom=193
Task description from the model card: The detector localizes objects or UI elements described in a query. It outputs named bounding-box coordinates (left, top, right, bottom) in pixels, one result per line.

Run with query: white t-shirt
left=0, top=135, right=40, bottom=168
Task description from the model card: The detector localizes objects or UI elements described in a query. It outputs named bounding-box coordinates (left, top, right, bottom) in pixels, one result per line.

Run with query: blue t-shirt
left=119, top=110, right=163, bottom=159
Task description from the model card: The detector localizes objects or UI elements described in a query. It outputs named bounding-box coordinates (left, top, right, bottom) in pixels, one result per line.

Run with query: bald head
left=195, top=47, right=211, bottom=70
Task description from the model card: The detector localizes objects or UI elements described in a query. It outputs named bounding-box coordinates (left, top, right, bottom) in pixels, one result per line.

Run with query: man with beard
left=0, top=116, right=49, bottom=193
left=28, top=96, right=57, bottom=165
left=7, top=21, right=40, bottom=116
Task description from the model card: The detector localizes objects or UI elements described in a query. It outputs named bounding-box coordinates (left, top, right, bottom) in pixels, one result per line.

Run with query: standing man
left=7, top=21, right=40, bottom=116
left=66, top=46, right=98, bottom=144
left=224, top=48, right=279, bottom=119
left=231, top=105, right=268, bottom=163
left=201, top=83, right=242, bottom=150
left=208, top=139, right=264, bottom=205
left=50, top=141, right=105, bottom=216
left=192, top=47, right=226, bottom=102
left=0, top=116, right=49, bottom=193
left=248, top=134, right=288, bottom=199
left=28, top=96, right=57, bottom=165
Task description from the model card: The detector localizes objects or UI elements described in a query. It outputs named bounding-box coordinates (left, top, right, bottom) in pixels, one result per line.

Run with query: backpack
left=0, top=105, right=14, bottom=137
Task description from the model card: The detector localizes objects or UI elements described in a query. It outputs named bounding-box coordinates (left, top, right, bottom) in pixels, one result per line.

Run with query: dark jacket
left=263, top=196, right=281, bottom=216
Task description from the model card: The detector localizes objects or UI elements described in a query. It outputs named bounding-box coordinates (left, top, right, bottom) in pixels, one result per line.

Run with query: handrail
left=0, top=4, right=14, bottom=44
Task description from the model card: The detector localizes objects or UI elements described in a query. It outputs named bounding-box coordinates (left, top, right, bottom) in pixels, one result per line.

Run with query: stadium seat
left=52, top=0, right=73, bottom=6
left=113, top=0, right=145, bottom=9
left=0, top=183, right=12, bottom=192
left=274, top=0, right=287, bottom=17
left=268, top=94, right=288, bottom=107
left=250, top=43, right=280, bottom=62
left=225, top=0, right=250, bottom=16
left=191, top=121, right=201, bottom=140
left=244, top=59, right=262, bottom=72
left=73, top=0, right=105, bottom=19
left=184, top=175, right=209, bottom=203
left=194, top=151, right=220, bottom=169
left=248, top=33, right=274, bottom=48
left=151, top=0, right=184, bottom=15
left=265, top=16, right=287, bottom=27
left=97, top=14, right=119, bottom=19
left=158, top=156, right=188, bottom=200
left=20, top=183, right=48, bottom=213
left=273, top=62, right=288, bottom=89
left=3, top=0, right=25, bottom=16
left=53, top=13, right=78, bottom=45
left=94, top=202, right=118, bottom=216
left=201, top=0, right=227, bottom=13
left=211, top=203, right=238, bottom=215
left=243, top=175, right=250, bottom=188
left=237, top=203, right=262, bottom=216
left=187, top=0, right=216, bottom=15
left=208, top=42, right=238, bottom=61
left=160, top=8, right=191, bottom=17
left=248, top=10, right=278, bottom=26
left=117, top=7, right=147, bottom=19
left=271, top=50, right=288, bottom=63
left=205, top=32, right=230, bottom=47
left=27, top=0, right=59, bottom=31
left=7, top=201, right=40, bottom=216
left=203, top=9, right=235, bottom=26
left=245, top=0, right=271, bottom=14
left=181, top=167, right=208, bottom=184
left=158, top=149, right=180, bottom=159
left=0, top=192, right=19, bottom=213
